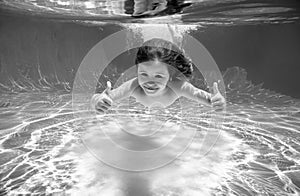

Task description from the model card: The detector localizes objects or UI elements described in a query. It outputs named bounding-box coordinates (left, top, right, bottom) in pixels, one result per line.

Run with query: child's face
left=137, top=60, right=170, bottom=96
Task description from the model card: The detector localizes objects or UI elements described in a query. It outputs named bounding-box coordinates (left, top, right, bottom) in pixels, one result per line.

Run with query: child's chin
left=144, top=89, right=160, bottom=96
left=145, top=90, right=158, bottom=95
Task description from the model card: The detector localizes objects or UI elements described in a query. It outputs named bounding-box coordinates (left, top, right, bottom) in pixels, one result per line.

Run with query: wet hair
left=135, top=38, right=193, bottom=80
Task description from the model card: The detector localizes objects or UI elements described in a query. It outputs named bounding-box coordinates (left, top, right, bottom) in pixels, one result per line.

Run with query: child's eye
left=155, top=75, right=164, bottom=78
left=140, top=73, right=148, bottom=76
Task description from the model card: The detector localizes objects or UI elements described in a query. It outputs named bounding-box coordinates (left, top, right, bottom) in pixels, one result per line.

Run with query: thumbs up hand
left=103, top=81, right=112, bottom=95
left=211, top=82, right=226, bottom=111
left=91, top=81, right=113, bottom=113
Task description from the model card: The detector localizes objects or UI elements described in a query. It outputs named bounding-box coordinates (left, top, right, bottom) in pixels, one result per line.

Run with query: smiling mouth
left=143, top=85, right=159, bottom=92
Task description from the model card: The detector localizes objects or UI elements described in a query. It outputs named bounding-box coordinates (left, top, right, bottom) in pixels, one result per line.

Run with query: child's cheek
left=138, top=76, right=146, bottom=85
left=161, top=78, right=169, bottom=86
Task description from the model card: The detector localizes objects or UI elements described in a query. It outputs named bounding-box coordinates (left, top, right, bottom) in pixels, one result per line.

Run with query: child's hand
left=91, top=81, right=113, bottom=113
left=211, top=82, right=226, bottom=111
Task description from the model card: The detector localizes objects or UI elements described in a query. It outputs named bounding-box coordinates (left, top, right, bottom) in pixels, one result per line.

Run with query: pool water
left=0, top=66, right=299, bottom=195
left=0, top=0, right=300, bottom=195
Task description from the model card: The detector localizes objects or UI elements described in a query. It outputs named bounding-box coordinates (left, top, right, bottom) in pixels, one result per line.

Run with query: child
left=91, top=38, right=226, bottom=112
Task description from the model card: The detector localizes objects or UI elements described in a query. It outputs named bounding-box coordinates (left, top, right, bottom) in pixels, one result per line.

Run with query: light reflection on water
left=0, top=0, right=299, bottom=25
left=0, top=67, right=299, bottom=195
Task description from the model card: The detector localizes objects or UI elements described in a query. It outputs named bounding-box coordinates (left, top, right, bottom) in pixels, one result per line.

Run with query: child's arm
left=108, top=77, right=138, bottom=102
left=91, top=78, right=138, bottom=113
left=178, top=81, right=212, bottom=106
left=177, top=81, right=226, bottom=109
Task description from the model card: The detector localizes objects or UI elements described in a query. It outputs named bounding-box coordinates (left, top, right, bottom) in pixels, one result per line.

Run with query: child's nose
left=146, top=81, right=156, bottom=86
left=145, top=76, right=157, bottom=82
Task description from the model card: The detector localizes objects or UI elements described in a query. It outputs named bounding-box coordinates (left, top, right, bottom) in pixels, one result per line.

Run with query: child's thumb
left=104, top=81, right=112, bottom=95
left=212, top=82, right=219, bottom=95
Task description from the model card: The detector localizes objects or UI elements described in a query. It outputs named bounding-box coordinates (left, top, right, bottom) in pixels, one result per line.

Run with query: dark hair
left=135, top=38, right=193, bottom=79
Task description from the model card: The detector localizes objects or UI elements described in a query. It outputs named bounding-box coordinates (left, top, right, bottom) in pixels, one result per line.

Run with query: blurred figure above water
left=130, top=0, right=191, bottom=17
left=132, top=0, right=167, bottom=17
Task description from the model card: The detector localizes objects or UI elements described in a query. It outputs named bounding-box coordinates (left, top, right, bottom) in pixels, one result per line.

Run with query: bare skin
left=91, top=60, right=226, bottom=113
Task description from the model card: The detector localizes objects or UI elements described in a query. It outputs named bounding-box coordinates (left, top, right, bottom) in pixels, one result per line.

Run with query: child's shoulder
left=124, top=77, right=140, bottom=92
left=168, top=78, right=200, bottom=97
left=169, top=77, right=187, bottom=88
left=168, top=78, right=187, bottom=94
left=113, top=77, right=139, bottom=93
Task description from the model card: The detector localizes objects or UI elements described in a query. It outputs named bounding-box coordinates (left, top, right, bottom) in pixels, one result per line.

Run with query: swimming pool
left=0, top=1, right=300, bottom=195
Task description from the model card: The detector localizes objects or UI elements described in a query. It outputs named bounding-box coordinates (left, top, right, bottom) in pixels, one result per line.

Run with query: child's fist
left=91, top=81, right=113, bottom=113
left=211, top=82, right=226, bottom=111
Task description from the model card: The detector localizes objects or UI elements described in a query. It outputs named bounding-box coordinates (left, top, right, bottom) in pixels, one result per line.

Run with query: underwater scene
left=0, top=0, right=300, bottom=195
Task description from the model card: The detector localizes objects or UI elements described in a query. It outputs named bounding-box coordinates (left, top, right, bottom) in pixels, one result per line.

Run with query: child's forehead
left=138, top=60, right=169, bottom=69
